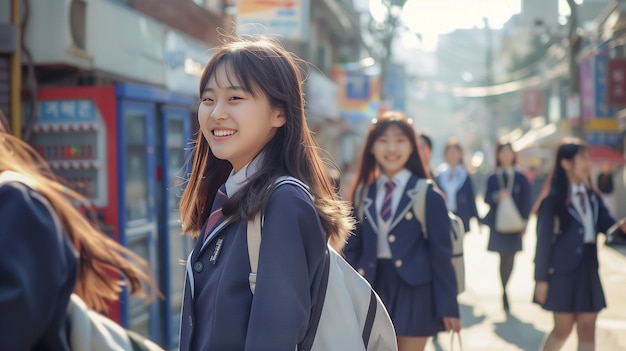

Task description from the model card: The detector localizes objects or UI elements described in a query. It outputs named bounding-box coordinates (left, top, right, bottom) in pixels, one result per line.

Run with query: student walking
left=0, top=113, right=156, bottom=350
left=482, top=141, right=531, bottom=311
left=435, top=138, right=479, bottom=233
left=344, top=112, right=460, bottom=351
left=533, top=138, right=626, bottom=351
left=177, top=37, right=354, bottom=351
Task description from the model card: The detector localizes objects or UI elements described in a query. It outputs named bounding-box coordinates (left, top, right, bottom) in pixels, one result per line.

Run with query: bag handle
left=412, top=179, right=431, bottom=239
left=450, top=331, right=463, bottom=351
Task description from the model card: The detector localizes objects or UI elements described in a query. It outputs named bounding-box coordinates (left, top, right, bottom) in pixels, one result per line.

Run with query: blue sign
left=346, top=73, right=370, bottom=100
left=39, top=100, right=96, bottom=123
left=584, top=131, right=621, bottom=147
left=595, top=54, right=615, bottom=118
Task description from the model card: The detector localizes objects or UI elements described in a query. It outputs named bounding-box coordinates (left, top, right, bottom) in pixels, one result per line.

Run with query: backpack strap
left=412, top=179, right=431, bottom=239
left=247, top=214, right=262, bottom=294
left=353, top=184, right=369, bottom=222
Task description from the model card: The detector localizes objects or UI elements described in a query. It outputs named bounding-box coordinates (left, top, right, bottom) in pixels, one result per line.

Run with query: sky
left=367, top=0, right=583, bottom=51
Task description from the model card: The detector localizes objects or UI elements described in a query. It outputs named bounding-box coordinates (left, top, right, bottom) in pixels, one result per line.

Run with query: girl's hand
left=535, top=282, right=548, bottom=305
left=617, top=218, right=626, bottom=234
left=443, top=317, right=461, bottom=333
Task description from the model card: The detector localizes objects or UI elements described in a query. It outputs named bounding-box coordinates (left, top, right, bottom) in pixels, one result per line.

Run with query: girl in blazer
left=435, top=138, right=479, bottom=232
left=0, top=113, right=156, bottom=349
left=344, top=111, right=460, bottom=351
left=178, top=37, right=354, bottom=351
left=533, top=138, right=626, bottom=351
left=483, top=141, right=531, bottom=311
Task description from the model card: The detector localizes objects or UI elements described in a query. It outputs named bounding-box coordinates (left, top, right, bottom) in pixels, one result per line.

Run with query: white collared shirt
left=374, top=169, right=411, bottom=258
left=224, top=153, right=265, bottom=198
left=571, top=183, right=595, bottom=243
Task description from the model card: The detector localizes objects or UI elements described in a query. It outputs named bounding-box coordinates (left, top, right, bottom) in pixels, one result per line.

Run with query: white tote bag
left=495, top=172, right=526, bottom=234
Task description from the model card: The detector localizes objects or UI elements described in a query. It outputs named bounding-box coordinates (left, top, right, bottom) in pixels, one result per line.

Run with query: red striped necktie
left=203, top=184, right=228, bottom=241
left=380, top=180, right=396, bottom=222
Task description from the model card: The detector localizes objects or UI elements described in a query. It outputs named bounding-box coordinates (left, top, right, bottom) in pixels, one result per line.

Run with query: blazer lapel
left=590, top=193, right=599, bottom=225
left=568, top=204, right=584, bottom=227
left=198, top=217, right=234, bottom=256
left=389, top=176, right=419, bottom=231
left=363, top=184, right=379, bottom=233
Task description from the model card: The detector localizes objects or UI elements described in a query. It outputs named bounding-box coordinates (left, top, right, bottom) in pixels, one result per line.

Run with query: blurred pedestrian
left=418, top=133, right=435, bottom=177
left=345, top=111, right=461, bottom=351
left=435, top=138, right=479, bottom=233
left=533, top=138, right=626, bottom=351
left=177, top=37, right=354, bottom=350
left=482, top=140, right=531, bottom=311
left=0, top=113, right=156, bottom=349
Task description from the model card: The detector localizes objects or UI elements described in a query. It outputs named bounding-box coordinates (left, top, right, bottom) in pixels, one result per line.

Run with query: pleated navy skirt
left=541, top=244, right=606, bottom=313
left=373, top=259, right=444, bottom=337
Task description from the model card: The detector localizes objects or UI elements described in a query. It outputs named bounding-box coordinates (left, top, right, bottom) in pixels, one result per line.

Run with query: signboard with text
left=608, top=58, right=626, bottom=107
left=237, top=0, right=310, bottom=41
left=522, top=88, right=545, bottom=118
left=595, top=53, right=615, bottom=117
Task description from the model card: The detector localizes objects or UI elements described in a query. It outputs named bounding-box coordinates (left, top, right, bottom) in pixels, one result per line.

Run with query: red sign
left=608, top=59, right=626, bottom=106
left=522, top=89, right=544, bottom=118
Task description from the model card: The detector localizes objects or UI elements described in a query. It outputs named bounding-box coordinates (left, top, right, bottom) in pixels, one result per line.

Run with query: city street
left=426, top=206, right=626, bottom=351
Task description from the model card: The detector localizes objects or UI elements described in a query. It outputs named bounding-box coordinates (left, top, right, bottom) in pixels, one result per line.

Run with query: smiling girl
left=534, top=138, right=626, bottom=351
left=344, top=111, right=460, bottom=351
left=178, top=37, right=354, bottom=350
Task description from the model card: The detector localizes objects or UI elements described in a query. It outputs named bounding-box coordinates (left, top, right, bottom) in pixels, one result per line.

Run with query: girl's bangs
left=200, top=52, right=262, bottom=97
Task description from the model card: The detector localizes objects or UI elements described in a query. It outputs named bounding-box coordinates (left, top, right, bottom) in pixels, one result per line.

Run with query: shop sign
left=608, top=58, right=626, bottom=107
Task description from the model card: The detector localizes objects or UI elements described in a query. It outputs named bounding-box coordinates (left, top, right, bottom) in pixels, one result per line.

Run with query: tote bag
left=495, top=172, right=525, bottom=234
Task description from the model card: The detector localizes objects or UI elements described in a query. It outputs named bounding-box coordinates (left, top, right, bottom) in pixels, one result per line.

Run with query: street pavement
left=425, top=209, right=626, bottom=351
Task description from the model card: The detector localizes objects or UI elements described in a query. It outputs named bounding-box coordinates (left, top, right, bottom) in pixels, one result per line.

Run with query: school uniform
left=179, top=159, right=327, bottom=351
left=435, top=165, right=479, bottom=232
left=534, top=185, right=616, bottom=313
left=344, top=170, right=459, bottom=337
left=0, top=180, right=77, bottom=350
left=483, top=168, right=532, bottom=253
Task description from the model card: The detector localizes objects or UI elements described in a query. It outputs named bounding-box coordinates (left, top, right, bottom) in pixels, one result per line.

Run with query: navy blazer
left=0, top=181, right=77, bottom=350
left=534, top=191, right=615, bottom=282
left=344, top=175, right=459, bottom=318
left=435, top=173, right=478, bottom=232
left=483, top=170, right=532, bottom=229
left=180, top=184, right=327, bottom=351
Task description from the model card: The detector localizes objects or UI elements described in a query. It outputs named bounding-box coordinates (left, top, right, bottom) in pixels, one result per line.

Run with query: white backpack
left=354, top=178, right=465, bottom=294
left=247, top=177, right=398, bottom=351
left=413, top=179, right=465, bottom=294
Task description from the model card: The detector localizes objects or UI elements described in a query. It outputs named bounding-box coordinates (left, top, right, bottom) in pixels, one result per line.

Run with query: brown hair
left=495, top=140, right=517, bottom=168
left=179, top=36, right=354, bottom=250
left=350, top=111, right=428, bottom=200
left=444, top=137, right=464, bottom=165
left=0, top=121, right=156, bottom=312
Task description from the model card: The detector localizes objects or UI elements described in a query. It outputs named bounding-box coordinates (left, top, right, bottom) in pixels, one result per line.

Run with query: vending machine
left=29, top=84, right=195, bottom=348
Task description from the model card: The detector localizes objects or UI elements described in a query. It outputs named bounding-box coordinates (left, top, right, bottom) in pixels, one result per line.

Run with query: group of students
left=2, top=36, right=626, bottom=351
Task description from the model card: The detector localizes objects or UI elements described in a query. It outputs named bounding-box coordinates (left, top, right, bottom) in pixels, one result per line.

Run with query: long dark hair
left=532, top=138, right=589, bottom=231
left=350, top=111, right=428, bottom=200
left=179, top=36, right=354, bottom=249
left=495, top=140, right=517, bottom=168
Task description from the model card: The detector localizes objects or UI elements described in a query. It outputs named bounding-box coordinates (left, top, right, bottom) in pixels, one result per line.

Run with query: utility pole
left=9, top=0, right=21, bottom=138
left=484, top=17, right=496, bottom=142
left=567, top=0, right=583, bottom=138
